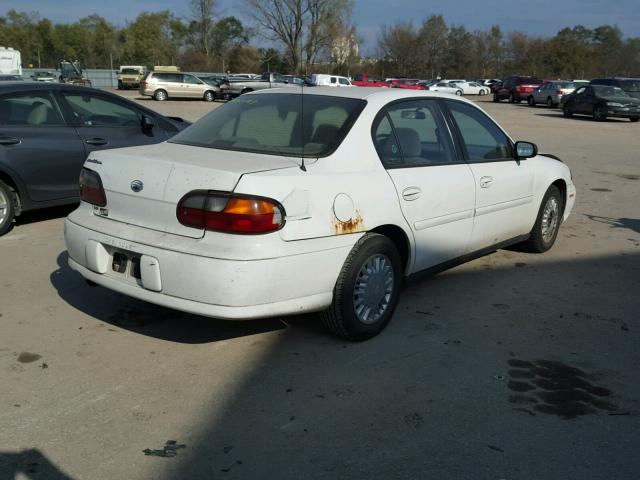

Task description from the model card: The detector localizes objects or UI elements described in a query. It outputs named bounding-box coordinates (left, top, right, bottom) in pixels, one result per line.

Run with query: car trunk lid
left=88, top=142, right=298, bottom=239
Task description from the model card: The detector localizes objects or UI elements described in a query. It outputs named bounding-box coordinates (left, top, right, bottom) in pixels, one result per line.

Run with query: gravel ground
left=1, top=90, right=639, bottom=480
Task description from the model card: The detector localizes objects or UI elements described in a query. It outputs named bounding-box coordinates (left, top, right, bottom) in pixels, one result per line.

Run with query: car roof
left=250, top=86, right=479, bottom=104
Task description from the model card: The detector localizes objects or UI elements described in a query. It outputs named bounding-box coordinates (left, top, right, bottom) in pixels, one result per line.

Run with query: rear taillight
left=142, top=81, right=150, bottom=88
left=79, top=167, right=106, bottom=207
left=556, top=90, right=563, bottom=95
left=177, top=191, right=285, bottom=234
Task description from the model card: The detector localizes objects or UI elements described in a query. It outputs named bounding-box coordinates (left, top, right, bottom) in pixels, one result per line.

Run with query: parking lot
left=1, top=92, right=639, bottom=479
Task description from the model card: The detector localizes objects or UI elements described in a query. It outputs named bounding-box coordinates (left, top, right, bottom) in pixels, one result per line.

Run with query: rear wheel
left=455, top=90, right=462, bottom=96
left=153, top=89, right=168, bottom=101
left=321, top=233, right=402, bottom=341
left=527, top=96, right=536, bottom=107
left=493, top=93, right=499, bottom=102
left=509, top=93, right=516, bottom=103
left=117, top=81, right=123, bottom=90
left=546, top=97, right=555, bottom=108
left=0, top=179, right=15, bottom=236
left=479, top=89, right=487, bottom=96
left=516, top=185, right=563, bottom=253
left=203, top=90, right=215, bottom=102
left=630, top=117, right=639, bottom=122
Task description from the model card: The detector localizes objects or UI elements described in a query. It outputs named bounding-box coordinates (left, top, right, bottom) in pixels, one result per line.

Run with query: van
left=0, top=47, right=22, bottom=76
left=310, top=74, right=353, bottom=87
left=140, top=71, right=220, bottom=101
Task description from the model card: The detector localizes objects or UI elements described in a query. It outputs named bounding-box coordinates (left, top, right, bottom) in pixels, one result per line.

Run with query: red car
left=352, top=73, right=390, bottom=88
left=386, top=78, right=427, bottom=90
left=494, top=75, right=543, bottom=103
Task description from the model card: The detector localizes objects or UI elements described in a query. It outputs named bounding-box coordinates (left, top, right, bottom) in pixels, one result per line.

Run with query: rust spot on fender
left=333, top=210, right=364, bottom=234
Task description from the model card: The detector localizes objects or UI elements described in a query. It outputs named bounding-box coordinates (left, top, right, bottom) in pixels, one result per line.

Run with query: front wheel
left=562, top=103, right=573, bottom=117
left=629, top=117, right=639, bottom=122
left=546, top=97, right=555, bottom=108
left=493, top=93, right=499, bottom=102
left=517, top=185, right=563, bottom=253
left=593, top=106, right=606, bottom=121
left=0, top=179, right=16, bottom=236
left=321, top=233, right=402, bottom=341
left=455, top=90, right=463, bottom=96
left=203, top=90, right=215, bottom=102
left=527, top=96, right=536, bottom=107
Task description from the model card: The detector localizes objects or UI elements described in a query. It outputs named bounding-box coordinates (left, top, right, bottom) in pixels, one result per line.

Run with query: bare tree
left=190, top=0, right=216, bottom=58
left=245, top=0, right=352, bottom=73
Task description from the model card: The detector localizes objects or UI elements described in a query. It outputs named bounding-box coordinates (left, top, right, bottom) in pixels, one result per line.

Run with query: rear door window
left=0, top=92, right=64, bottom=126
left=373, top=100, right=456, bottom=167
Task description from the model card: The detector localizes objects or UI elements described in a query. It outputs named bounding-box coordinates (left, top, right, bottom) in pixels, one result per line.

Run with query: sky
left=3, top=0, right=640, bottom=54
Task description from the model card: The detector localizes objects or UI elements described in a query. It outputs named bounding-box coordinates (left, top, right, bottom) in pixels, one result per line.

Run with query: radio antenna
left=300, top=79, right=306, bottom=171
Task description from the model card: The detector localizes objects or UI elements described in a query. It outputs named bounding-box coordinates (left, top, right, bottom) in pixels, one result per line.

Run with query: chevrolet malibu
left=64, top=88, right=576, bottom=341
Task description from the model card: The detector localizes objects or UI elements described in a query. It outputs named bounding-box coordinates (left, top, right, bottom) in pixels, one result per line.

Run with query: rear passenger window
left=64, top=94, right=141, bottom=127
left=446, top=101, right=512, bottom=161
left=373, top=100, right=456, bottom=168
left=0, top=92, right=64, bottom=126
left=339, top=78, right=349, bottom=85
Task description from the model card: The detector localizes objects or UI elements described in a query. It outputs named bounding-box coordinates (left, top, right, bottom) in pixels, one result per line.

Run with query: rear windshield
left=170, top=93, right=366, bottom=157
left=121, top=68, right=141, bottom=74
left=519, top=77, right=542, bottom=84
left=619, top=80, right=640, bottom=92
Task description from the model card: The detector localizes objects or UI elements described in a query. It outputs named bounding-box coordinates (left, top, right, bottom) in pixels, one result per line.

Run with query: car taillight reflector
left=79, top=167, right=106, bottom=207
left=177, top=191, right=285, bottom=234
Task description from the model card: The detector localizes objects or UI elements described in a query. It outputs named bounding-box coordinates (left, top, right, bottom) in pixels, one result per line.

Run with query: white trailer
left=0, top=47, right=22, bottom=76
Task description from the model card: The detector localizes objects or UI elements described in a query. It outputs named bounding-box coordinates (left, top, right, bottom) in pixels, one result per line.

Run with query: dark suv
left=590, top=78, right=640, bottom=99
left=494, top=76, right=543, bottom=103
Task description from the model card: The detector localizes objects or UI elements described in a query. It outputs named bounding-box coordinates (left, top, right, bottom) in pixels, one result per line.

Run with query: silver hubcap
left=541, top=197, right=560, bottom=243
left=353, top=254, right=395, bottom=325
left=157, top=91, right=166, bottom=100
left=0, top=188, right=8, bottom=225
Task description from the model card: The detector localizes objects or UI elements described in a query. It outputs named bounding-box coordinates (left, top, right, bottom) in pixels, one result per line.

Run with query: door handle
left=480, top=176, right=493, bottom=188
left=0, top=136, right=20, bottom=145
left=85, top=138, right=108, bottom=146
left=402, top=187, right=422, bottom=201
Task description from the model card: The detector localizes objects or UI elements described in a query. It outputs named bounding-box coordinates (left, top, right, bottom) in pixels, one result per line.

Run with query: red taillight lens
left=556, top=90, right=563, bottom=95
left=79, top=167, right=106, bottom=207
left=177, top=191, right=285, bottom=234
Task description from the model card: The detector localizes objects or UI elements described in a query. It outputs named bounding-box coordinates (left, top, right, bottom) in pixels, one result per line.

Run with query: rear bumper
left=64, top=216, right=352, bottom=320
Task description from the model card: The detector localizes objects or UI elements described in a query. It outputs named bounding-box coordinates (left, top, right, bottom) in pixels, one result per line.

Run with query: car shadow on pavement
left=50, top=252, right=289, bottom=344
left=585, top=214, right=640, bottom=235
left=149, top=252, right=640, bottom=479
left=15, top=204, right=78, bottom=226
left=534, top=113, right=629, bottom=122
left=0, top=449, right=75, bottom=479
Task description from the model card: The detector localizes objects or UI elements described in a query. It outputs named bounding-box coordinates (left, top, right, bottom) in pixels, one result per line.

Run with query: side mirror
left=514, top=141, right=537, bottom=159
left=141, top=115, right=155, bottom=134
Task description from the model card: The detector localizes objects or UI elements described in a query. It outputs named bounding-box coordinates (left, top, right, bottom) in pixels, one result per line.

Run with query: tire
left=455, top=90, right=463, bottom=96
left=562, top=103, right=573, bottom=117
left=117, top=81, right=123, bottom=90
left=593, top=106, right=606, bottom=121
left=509, top=93, right=516, bottom=103
left=479, top=89, right=487, bottom=96
left=153, top=89, right=168, bottom=101
left=527, top=96, right=535, bottom=107
left=629, top=117, right=639, bottom=122
left=321, top=233, right=402, bottom=341
left=203, top=90, right=215, bottom=102
left=546, top=97, right=555, bottom=108
left=493, top=93, right=499, bottom=102
left=0, top=179, right=15, bottom=236
left=516, top=185, right=563, bottom=253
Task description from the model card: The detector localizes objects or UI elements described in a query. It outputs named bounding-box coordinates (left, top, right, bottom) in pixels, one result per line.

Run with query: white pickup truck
left=227, top=72, right=297, bottom=97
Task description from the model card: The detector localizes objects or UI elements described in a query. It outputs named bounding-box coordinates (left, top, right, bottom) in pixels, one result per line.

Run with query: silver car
left=527, top=81, right=580, bottom=107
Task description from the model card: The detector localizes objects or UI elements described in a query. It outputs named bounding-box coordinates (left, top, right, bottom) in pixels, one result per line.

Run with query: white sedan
left=65, top=88, right=576, bottom=341
left=427, top=82, right=464, bottom=96
left=452, top=81, right=491, bottom=95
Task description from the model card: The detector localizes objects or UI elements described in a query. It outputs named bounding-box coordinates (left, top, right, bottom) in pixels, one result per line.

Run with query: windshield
left=593, top=85, right=629, bottom=97
left=170, top=93, right=366, bottom=157
left=121, top=68, right=140, bottom=74
left=620, top=80, right=640, bottom=92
